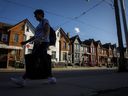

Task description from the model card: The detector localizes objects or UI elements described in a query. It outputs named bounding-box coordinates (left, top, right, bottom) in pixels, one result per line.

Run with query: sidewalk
left=1, top=67, right=128, bottom=96
left=0, top=66, right=117, bottom=72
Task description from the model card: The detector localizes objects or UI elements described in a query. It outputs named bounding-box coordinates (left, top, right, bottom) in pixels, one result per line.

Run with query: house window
left=85, top=47, right=90, bottom=53
left=81, top=46, right=84, bottom=52
left=1, top=34, right=8, bottom=42
left=91, top=47, right=95, bottom=53
left=68, top=44, right=70, bottom=50
left=14, top=34, right=19, bottom=42
left=75, top=53, right=79, bottom=59
left=74, top=53, right=80, bottom=62
left=63, top=52, right=67, bottom=61
left=52, top=51, right=56, bottom=59
left=75, top=43, right=80, bottom=51
left=109, top=49, right=112, bottom=56
left=63, top=41, right=66, bottom=49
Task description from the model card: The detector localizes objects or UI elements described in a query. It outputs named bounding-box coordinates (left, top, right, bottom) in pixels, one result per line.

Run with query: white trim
left=8, top=46, right=23, bottom=49
left=0, top=44, right=23, bottom=49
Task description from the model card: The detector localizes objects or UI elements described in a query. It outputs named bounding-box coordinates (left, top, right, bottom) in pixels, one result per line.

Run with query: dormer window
left=26, top=26, right=29, bottom=32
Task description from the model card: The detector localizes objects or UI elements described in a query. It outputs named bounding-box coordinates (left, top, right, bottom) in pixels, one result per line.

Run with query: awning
left=0, top=44, right=23, bottom=49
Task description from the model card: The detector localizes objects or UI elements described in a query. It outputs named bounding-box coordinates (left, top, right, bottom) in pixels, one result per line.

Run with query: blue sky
left=0, top=0, right=128, bottom=46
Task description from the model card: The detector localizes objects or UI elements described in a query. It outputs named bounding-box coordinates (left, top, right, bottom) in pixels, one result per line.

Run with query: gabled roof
left=102, top=43, right=113, bottom=49
left=58, top=27, right=70, bottom=42
left=9, top=18, right=35, bottom=31
left=111, top=44, right=117, bottom=49
left=83, top=39, right=95, bottom=46
left=70, top=35, right=81, bottom=44
left=95, top=40, right=102, bottom=46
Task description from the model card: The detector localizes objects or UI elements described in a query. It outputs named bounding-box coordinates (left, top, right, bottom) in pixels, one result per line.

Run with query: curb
left=0, top=67, right=118, bottom=72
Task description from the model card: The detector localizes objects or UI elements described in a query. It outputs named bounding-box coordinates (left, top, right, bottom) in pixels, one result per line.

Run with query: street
left=0, top=67, right=128, bottom=96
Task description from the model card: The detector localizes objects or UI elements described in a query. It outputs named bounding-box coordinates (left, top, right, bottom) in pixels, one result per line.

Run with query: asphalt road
left=0, top=68, right=128, bottom=96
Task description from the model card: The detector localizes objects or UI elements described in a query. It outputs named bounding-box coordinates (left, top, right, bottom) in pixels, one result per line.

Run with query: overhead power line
left=3, top=0, right=35, bottom=9
left=1, top=0, right=114, bottom=36
left=58, top=0, right=105, bottom=27
left=0, top=16, right=19, bottom=22
left=104, top=0, right=114, bottom=9
left=74, top=0, right=105, bottom=19
left=2, top=0, right=84, bottom=24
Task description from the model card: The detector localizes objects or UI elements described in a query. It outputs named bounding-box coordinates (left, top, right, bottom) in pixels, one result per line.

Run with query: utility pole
left=120, top=0, right=128, bottom=48
left=114, top=0, right=127, bottom=72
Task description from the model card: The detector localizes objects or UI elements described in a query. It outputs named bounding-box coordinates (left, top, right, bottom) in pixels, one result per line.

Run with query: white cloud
left=74, top=27, right=80, bottom=33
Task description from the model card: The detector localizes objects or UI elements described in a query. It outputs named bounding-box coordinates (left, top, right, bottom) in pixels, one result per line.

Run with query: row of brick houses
left=0, top=19, right=128, bottom=68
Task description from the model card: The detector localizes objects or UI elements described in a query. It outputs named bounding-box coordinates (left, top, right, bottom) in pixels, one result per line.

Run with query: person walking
left=11, top=9, right=56, bottom=87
